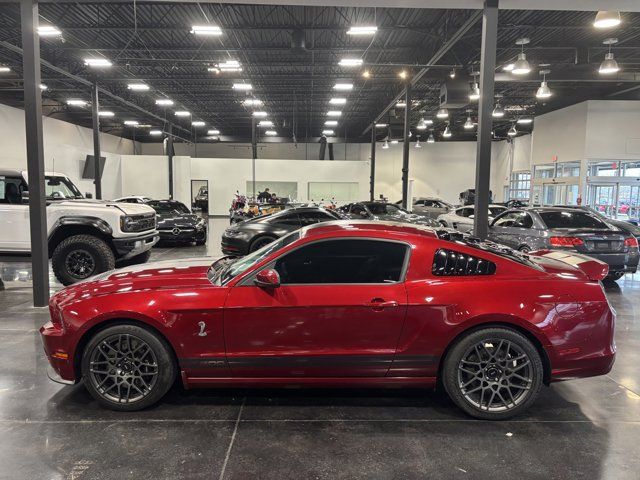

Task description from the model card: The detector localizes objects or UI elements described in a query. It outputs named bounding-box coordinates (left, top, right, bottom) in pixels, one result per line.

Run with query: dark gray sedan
left=338, top=201, right=439, bottom=227
left=487, top=207, right=639, bottom=281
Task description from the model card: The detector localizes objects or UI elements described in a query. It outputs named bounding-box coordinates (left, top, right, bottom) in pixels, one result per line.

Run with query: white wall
left=190, top=157, right=370, bottom=215
left=119, top=155, right=170, bottom=200
left=585, top=100, right=640, bottom=161
left=531, top=102, right=588, bottom=166
left=0, top=103, right=135, bottom=199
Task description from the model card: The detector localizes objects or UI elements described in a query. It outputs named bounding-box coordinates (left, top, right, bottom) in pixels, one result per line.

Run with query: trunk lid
left=530, top=249, right=609, bottom=281
left=549, top=228, right=627, bottom=254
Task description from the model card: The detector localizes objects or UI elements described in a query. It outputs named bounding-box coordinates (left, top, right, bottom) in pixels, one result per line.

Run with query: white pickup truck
left=0, top=169, right=159, bottom=285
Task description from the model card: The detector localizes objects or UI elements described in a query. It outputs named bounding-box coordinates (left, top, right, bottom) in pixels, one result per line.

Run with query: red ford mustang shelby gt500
left=41, top=221, right=615, bottom=419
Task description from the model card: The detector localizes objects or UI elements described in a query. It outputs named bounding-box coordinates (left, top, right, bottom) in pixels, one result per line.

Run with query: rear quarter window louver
left=432, top=249, right=496, bottom=276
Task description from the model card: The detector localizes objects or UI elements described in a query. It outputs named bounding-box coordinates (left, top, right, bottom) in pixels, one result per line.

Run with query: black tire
left=249, top=235, right=276, bottom=252
left=52, top=234, right=115, bottom=286
left=518, top=245, right=532, bottom=254
left=442, top=327, right=544, bottom=420
left=606, top=271, right=625, bottom=281
left=81, top=324, right=176, bottom=411
left=116, top=250, right=152, bottom=268
left=196, top=238, right=207, bottom=246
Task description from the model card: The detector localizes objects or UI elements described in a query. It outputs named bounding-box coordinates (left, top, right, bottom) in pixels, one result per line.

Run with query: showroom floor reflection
left=0, top=217, right=639, bottom=479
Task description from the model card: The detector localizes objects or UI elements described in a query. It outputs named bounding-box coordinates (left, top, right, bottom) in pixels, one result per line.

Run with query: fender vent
left=432, top=249, right=496, bottom=276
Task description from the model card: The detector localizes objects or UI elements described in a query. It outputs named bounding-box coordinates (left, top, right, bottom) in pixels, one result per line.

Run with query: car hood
left=156, top=213, right=201, bottom=228
left=52, top=199, right=156, bottom=216
left=51, top=257, right=217, bottom=306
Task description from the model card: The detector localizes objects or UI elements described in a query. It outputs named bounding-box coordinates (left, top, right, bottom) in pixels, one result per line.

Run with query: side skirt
left=181, top=375, right=437, bottom=389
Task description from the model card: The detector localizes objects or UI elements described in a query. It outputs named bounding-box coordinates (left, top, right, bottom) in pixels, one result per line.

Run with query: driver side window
left=274, top=239, right=408, bottom=284
left=492, top=212, right=520, bottom=227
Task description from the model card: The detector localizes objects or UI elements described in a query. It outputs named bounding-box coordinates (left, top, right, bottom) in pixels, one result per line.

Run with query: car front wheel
left=52, top=234, right=115, bottom=285
left=81, top=324, right=176, bottom=411
left=442, top=327, right=543, bottom=420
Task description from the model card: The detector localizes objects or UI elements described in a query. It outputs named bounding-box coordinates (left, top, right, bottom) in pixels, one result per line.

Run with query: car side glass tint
left=432, top=249, right=496, bottom=276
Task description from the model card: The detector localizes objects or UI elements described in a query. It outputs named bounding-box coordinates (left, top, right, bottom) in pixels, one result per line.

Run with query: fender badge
left=197, top=321, right=207, bottom=337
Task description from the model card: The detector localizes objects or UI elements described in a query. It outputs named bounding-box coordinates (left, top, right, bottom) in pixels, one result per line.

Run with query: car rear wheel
left=81, top=324, right=176, bottom=411
left=442, top=327, right=543, bottom=420
left=249, top=235, right=276, bottom=252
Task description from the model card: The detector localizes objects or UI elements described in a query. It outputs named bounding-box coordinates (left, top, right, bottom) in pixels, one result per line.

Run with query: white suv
left=0, top=169, right=159, bottom=285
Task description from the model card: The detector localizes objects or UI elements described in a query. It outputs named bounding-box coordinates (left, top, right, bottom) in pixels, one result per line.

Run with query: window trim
left=239, top=237, right=412, bottom=287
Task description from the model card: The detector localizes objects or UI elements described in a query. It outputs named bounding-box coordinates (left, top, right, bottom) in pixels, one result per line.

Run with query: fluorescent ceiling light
left=38, top=25, right=61, bottom=36
left=416, top=124, right=427, bottom=131
left=243, top=99, right=263, bottom=106
left=436, top=108, right=449, bottom=119
left=84, top=58, right=112, bottom=68
left=258, top=120, right=273, bottom=127
left=325, top=120, right=338, bottom=126
left=421, top=118, right=434, bottom=125
left=155, top=99, right=174, bottom=106
left=207, top=129, right=220, bottom=135
left=252, top=111, right=268, bottom=117
left=594, top=11, right=621, bottom=29
left=322, top=130, right=335, bottom=135
left=517, top=117, right=533, bottom=125
left=375, top=123, right=387, bottom=128
left=124, top=120, right=139, bottom=125
left=150, top=130, right=163, bottom=135
left=127, top=83, right=150, bottom=91
left=391, top=140, right=399, bottom=144
left=232, top=83, right=252, bottom=90
left=192, top=121, right=206, bottom=127
left=98, top=111, right=114, bottom=117
left=174, top=111, right=191, bottom=117
left=0, top=66, right=10, bottom=73
left=333, top=82, right=353, bottom=91
left=396, top=101, right=407, bottom=108
left=191, top=25, right=223, bottom=35
left=339, top=58, right=363, bottom=67
left=39, top=84, right=47, bottom=90
left=265, top=130, right=277, bottom=136
left=210, top=60, right=242, bottom=73
left=66, top=99, right=87, bottom=106
left=327, top=111, right=342, bottom=117
left=347, top=26, right=377, bottom=35
left=330, top=98, right=347, bottom=105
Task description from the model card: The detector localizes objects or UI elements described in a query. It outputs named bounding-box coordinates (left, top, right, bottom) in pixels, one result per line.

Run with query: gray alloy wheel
left=249, top=235, right=276, bottom=252
left=442, top=327, right=543, bottom=420
left=81, top=324, right=176, bottom=411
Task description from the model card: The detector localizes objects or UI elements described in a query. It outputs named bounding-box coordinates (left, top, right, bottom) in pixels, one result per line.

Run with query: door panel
left=0, top=204, right=30, bottom=251
left=223, top=283, right=408, bottom=377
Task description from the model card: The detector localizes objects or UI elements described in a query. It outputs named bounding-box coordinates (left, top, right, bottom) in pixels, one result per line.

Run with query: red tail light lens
left=550, top=236, right=584, bottom=247
left=624, top=237, right=639, bottom=248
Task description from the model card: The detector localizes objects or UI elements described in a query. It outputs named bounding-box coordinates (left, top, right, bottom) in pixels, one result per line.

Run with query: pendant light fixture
left=427, top=133, right=435, bottom=144
left=464, top=110, right=475, bottom=130
left=536, top=69, right=552, bottom=99
left=492, top=103, right=505, bottom=118
left=469, top=81, right=480, bottom=101
left=415, top=135, right=422, bottom=149
left=436, top=108, right=449, bottom=119
left=442, top=123, right=452, bottom=138
left=594, top=11, right=621, bottom=29
left=382, top=139, right=389, bottom=149
left=508, top=124, right=518, bottom=137
left=511, top=38, right=531, bottom=75
left=599, top=38, right=620, bottom=74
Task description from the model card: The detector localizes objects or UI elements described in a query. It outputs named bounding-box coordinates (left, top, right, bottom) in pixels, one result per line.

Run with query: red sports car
left=41, top=221, right=615, bottom=420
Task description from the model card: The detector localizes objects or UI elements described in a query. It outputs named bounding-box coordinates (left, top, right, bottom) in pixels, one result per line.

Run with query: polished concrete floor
left=1, top=218, right=639, bottom=479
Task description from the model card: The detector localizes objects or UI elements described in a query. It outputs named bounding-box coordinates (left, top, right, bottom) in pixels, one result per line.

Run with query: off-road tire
left=52, top=234, right=115, bottom=286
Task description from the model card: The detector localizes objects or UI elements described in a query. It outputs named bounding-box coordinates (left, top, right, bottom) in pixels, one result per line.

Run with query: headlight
left=196, top=218, right=207, bottom=230
left=120, top=215, right=136, bottom=232
left=224, top=229, right=243, bottom=237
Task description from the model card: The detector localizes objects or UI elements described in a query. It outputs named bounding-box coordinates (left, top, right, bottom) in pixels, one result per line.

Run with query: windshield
left=148, top=201, right=190, bottom=214
left=539, top=210, right=609, bottom=229
left=367, top=203, right=401, bottom=215
left=44, top=175, right=83, bottom=199
left=212, top=230, right=301, bottom=285
left=489, top=207, right=507, bottom=216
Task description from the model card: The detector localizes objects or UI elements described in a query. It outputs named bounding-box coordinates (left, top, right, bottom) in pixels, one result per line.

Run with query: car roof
left=0, top=169, right=66, bottom=177
left=302, top=220, right=438, bottom=240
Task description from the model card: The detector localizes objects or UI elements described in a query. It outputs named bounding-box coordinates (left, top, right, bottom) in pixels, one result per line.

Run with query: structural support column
left=251, top=117, right=257, bottom=200
left=401, top=83, right=412, bottom=210
left=473, top=0, right=499, bottom=239
left=369, top=126, right=376, bottom=201
left=91, top=81, right=102, bottom=199
left=21, top=0, right=49, bottom=307
left=167, top=124, right=174, bottom=199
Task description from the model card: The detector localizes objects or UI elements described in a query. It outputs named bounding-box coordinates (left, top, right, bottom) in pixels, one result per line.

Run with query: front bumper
left=113, top=230, right=159, bottom=259
left=40, top=321, right=77, bottom=384
left=158, top=227, right=207, bottom=243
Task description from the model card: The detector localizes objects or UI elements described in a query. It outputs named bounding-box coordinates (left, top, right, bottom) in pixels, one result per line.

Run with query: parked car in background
left=0, top=170, right=158, bottom=285
left=437, top=204, right=507, bottom=232
left=339, top=201, right=439, bottom=227
left=486, top=207, right=639, bottom=281
left=394, top=197, right=453, bottom=219
left=42, top=221, right=615, bottom=419
left=555, top=205, right=640, bottom=238
left=222, top=206, right=341, bottom=255
left=194, top=186, right=208, bottom=212
left=114, top=195, right=153, bottom=204
left=147, top=200, right=207, bottom=246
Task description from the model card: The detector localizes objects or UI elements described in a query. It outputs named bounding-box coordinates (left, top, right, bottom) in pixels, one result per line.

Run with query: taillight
left=624, top=237, right=639, bottom=248
left=550, top=236, right=584, bottom=247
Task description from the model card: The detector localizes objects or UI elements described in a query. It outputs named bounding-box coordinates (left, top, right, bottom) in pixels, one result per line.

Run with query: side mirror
left=85, top=192, right=93, bottom=199
left=21, top=191, right=29, bottom=203
left=254, top=268, right=280, bottom=288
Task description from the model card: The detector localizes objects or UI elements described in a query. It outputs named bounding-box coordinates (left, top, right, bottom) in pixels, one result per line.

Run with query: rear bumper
left=39, top=321, right=77, bottom=384
left=113, top=230, right=159, bottom=259
left=584, top=251, right=639, bottom=273
left=550, top=350, right=615, bottom=382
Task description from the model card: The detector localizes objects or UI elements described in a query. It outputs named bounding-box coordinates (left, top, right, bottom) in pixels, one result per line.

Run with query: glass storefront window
left=558, top=162, right=580, bottom=177
left=622, top=162, right=640, bottom=178
left=508, top=171, right=531, bottom=200
left=588, top=161, right=618, bottom=177
left=534, top=164, right=556, bottom=179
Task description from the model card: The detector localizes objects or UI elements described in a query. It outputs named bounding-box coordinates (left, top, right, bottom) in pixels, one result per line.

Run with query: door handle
left=365, top=298, right=399, bottom=310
